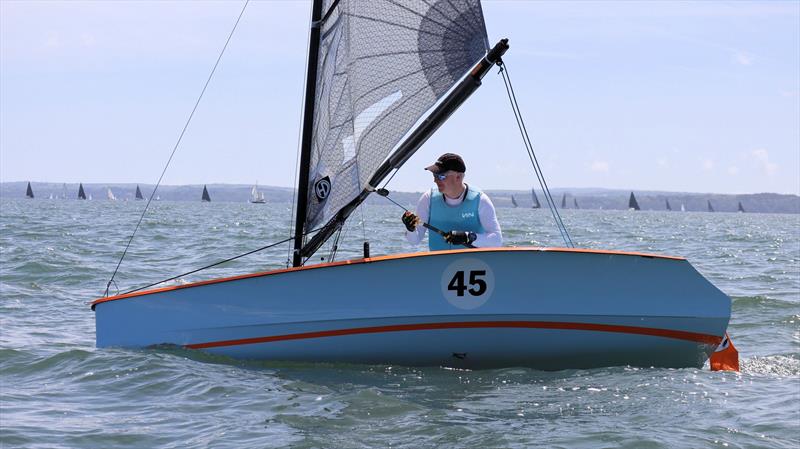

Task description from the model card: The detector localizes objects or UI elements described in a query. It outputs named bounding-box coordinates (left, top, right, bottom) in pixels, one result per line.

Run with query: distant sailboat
left=135, top=185, right=144, bottom=200
left=680, top=203, right=685, bottom=212
left=250, top=183, right=266, bottom=204
left=665, top=199, right=672, bottom=211
left=25, top=182, right=34, bottom=199
left=78, top=183, right=87, bottom=200
left=737, top=202, right=745, bottom=213
left=707, top=200, right=714, bottom=212
left=49, top=193, right=54, bottom=200
left=628, top=192, right=640, bottom=211
left=573, top=197, right=579, bottom=209
left=201, top=185, right=211, bottom=202
left=511, top=195, right=518, bottom=208
left=531, top=188, right=541, bottom=208
left=561, top=193, right=567, bottom=208
left=107, top=188, right=117, bottom=201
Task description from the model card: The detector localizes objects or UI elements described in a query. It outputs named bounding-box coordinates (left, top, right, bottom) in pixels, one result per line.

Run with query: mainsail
left=666, top=199, right=672, bottom=211
left=511, top=195, right=518, bottom=207
left=573, top=197, right=579, bottom=209
left=135, top=185, right=144, bottom=200
left=25, top=182, right=34, bottom=199
left=294, top=0, right=499, bottom=265
left=628, top=192, right=640, bottom=210
left=561, top=193, right=567, bottom=208
left=738, top=201, right=745, bottom=213
left=707, top=200, right=714, bottom=212
left=201, top=185, right=211, bottom=202
left=531, top=188, right=540, bottom=208
left=78, top=183, right=86, bottom=200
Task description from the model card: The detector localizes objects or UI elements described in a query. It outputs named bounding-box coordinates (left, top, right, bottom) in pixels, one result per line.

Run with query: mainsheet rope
left=497, top=62, right=575, bottom=248
left=104, top=0, right=251, bottom=296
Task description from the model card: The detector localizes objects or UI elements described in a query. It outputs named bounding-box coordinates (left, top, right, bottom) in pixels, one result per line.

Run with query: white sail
left=107, top=188, right=117, bottom=201
left=250, top=183, right=265, bottom=203
left=302, top=0, right=489, bottom=230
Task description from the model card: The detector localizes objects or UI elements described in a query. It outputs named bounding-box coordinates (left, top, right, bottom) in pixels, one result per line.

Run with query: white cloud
left=727, top=166, right=740, bottom=175
left=751, top=148, right=778, bottom=176
left=733, top=50, right=753, bottom=66
left=590, top=161, right=609, bottom=172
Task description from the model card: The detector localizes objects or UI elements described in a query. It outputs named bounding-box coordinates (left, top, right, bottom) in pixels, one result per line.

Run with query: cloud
left=751, top=148, right=778, bottom=176
left=733, top=50, right=753, bottom=66
left=590, top=161, right=609, bottom=172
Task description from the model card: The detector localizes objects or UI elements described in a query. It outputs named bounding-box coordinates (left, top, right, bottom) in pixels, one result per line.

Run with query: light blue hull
left=93, top=248, right=731, bottom=370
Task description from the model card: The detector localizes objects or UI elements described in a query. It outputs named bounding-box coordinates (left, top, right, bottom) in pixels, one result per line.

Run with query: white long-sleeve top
left=405, top=186, right=503, bottom=248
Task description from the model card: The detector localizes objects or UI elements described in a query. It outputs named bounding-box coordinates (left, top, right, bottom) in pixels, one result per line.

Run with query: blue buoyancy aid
left=428, top=185, right=485, bottom=251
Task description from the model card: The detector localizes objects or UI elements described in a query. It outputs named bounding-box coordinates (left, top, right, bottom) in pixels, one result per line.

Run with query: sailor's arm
left=405, top=191, right=430, bottom=245
left=474, top=194, right=503, bottom=247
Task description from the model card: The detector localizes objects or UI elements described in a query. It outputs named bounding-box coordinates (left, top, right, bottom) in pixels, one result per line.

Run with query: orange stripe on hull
left=185, top=321, right=722, bottom=350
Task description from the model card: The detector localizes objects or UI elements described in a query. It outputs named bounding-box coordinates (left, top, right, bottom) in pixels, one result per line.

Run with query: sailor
left=402, top=153, right=502, bottom=250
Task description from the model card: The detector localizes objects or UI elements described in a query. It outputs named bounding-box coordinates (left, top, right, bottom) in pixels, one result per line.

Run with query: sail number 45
left=441, top=259, right=495, bottom=310
left=447, top=270, right=487, bottom=296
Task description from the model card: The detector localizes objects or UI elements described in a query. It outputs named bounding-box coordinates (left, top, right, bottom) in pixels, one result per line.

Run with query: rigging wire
left=103, top=0, right=251, bottom=296
left=122, top=226, right=322, bottom=296
left=498, top=62, right=575, bottom=248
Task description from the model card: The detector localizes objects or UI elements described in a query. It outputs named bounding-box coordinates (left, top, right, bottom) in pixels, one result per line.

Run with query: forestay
left=302, top=0, right=490, bottom=231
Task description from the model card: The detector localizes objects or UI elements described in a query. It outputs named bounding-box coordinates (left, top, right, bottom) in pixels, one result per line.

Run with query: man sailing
left=402, top=153, right=503, bottom=249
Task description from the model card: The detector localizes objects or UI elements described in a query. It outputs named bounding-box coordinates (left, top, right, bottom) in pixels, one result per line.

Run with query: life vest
left=428, top=185, right=484, bottom=251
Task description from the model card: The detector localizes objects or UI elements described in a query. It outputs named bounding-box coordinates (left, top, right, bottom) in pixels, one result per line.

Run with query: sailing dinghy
left=93, top=0, right=733, bottom=370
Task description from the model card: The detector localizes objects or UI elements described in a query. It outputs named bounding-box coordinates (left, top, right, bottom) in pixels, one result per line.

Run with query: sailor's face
left=433, top=171, right=463, bottom=195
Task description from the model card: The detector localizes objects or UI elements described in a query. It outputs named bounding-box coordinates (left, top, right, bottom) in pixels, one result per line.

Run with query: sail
left=107, top=188, right=116, bottom=201
left=300, top=0, right=489, bottom=231
left=707, top=200, right=714, bottom=212
left=665, top=199, right=671, bottom=211
left=78, top=183, right=86, bottom=200
left=628, top=192, right=640, bottom=210
left=561, top=193, right=567, bottom=208
left=573, top=198, right=579, bottom=209
left=135, top=185, right=144, bottom=200
left=25, top=182, right=34, bottom=199
left=738, top=201, right=745, bottom=213
left=511, top=195, right=518, bottom=207
left=531, top=188, right=540, bottom=208
left=201, top=185, right=211, bottom=202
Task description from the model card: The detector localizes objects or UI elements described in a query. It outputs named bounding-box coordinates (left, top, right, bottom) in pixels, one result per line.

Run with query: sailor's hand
left=445, top=230, right=477, bottom=246
left=402, top=211, right=420, bottom=232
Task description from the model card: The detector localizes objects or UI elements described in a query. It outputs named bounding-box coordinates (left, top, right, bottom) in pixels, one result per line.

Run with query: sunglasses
left=433, top=172, right=451, bottom=181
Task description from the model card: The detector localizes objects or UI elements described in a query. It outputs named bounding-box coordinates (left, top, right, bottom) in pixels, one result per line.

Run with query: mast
left=292, top=0, right=325, bottom=267
left=298, top=38, right=510, bottom=262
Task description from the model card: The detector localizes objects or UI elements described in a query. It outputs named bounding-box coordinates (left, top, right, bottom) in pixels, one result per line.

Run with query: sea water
left=1, top=198, right=798, bottom=448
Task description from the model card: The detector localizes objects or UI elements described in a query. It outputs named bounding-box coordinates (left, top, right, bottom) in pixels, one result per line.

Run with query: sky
left=1, top=0, right=798, bottom=195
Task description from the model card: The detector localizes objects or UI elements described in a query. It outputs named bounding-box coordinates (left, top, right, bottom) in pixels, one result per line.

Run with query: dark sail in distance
left=707, top=200, right=714, bottom=212
left=135, top=185, right=144, bottom=200
left=201, top=185, right=211, bottom=202
left=628, top=192, right=640, bottom=210
left=25, top=182, right=34, bottom=199
left=666, top=199, right=672, bottom=211
left=78, top=183, right=86, bottom=200
left=511, top=195, right=518, bottom=207
left=561, top=193, right=567, bottom=208
left=573, top=198, right=579, bottom=209
left=531, top=188, right=540, bottom=208
left=738, top=202, right=745, bottom=213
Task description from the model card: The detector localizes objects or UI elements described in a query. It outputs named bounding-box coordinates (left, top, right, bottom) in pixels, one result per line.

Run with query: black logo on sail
left=314, top=176, right=331, bottom=201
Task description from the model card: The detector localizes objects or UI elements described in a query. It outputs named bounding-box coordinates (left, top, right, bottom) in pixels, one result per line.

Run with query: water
left=1, top=198, right=798, bottom=448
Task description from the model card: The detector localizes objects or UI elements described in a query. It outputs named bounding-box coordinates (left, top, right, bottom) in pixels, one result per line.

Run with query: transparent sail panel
left=304, top=0, right=489, bottom=229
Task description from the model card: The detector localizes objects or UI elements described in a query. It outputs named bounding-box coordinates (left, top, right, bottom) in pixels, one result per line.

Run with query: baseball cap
left=424, top=153, right=466, bottom=174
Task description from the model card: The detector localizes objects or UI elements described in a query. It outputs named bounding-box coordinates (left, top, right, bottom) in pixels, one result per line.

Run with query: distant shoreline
left=2, top=181, right=798, bottom=213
